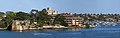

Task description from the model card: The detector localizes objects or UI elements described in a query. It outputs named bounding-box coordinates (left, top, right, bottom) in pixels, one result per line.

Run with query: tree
left=15, top=11, right=30, bottom=20
left=29, top=9, right=39, bottom=25
left=83, top=23, right=91, bottom=28
left=0, top=12, right=5, bottom=17
left=0, top=12, right=6, bottom=28
left=6, top=11, right=16, bottom=26
left=54, top=14, right=68, bottom=26
left=36, top=9, right=52, bottom=26
left=0, top=21, right=6, bottom=28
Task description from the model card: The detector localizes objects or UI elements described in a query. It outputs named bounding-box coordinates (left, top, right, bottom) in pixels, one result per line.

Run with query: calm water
left=0, top=24, right=120, bottom=38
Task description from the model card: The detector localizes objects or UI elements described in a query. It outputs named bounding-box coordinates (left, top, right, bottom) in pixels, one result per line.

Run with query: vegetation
left=83, top=23, right=91, bottom=28
left=0, top=12, right=6, bottom=28
left=78, top=13, right=120, bottom=22
left=0, top=9, right=68, bottom=28
left=15, top=11, right=30, bottom=20
left=0, top=9, right=120, bottom=28
left=54, top=14, right=68, bottom=26
left=35, top=9, right=52, bottom=26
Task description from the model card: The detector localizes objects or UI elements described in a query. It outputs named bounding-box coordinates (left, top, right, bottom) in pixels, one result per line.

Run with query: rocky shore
left=0, top=25, right=95, bottom=30
left=0, top=28, right=7, bottom=30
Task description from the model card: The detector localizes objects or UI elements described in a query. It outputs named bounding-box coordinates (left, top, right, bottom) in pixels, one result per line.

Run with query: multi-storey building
left=61, top=13, right=83, bottom=26
left=45, top=8, right=59, bottom=15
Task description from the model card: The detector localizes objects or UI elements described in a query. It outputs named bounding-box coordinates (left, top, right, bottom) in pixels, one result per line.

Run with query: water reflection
left=0, top=23, right=120, bottom=38
left=11, top=30, right=29, bottom=32
left=19, top=30, right=22, bottom=32
left=0, top=27, right=120, bottom=38
left=68, top=28, right=82, bottom=31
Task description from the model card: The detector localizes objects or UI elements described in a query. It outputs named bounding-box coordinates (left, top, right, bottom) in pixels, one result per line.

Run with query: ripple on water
left=33, top=33, right=52, bottom=36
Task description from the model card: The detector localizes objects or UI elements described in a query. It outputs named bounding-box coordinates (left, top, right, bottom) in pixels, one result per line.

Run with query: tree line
left=0, top=9, right=68, bottom=28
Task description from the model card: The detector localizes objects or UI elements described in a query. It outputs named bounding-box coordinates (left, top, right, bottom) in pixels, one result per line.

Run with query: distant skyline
left=0, top=0, right=120, bottom=14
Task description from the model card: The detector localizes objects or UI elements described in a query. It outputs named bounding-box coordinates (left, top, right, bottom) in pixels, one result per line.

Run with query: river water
left=0, top=24, right=120, bottom=38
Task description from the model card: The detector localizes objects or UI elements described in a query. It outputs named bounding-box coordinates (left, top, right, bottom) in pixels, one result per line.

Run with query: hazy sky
left=0, top=0, right=120, bottom=14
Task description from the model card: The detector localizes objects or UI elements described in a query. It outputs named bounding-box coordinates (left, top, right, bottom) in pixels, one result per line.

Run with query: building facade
left=45, top=8, right=59, bottom=15
left=61, top=13, right=83, bottom=26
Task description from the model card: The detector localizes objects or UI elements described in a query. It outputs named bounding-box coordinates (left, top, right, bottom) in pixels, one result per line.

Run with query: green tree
left=0, top=21, right=6, bottom=28
left=0, top=12, right=6, bottom=28
left=54, top=14, right=68, bottom=27
left=15, top=11, right=30, bottom=20
left=36, top=9, right=52, bottom=26
left=6, top=11, right=16, bottom=26
left=0, top=12, right=5, bottom=17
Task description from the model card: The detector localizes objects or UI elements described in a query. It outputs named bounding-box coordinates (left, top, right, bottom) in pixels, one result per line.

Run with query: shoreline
left=0, top=28, right=7, bottom=30
left=0, top=26, right=95, bottom=30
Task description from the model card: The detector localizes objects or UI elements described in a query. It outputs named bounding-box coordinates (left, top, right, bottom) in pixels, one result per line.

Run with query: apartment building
left=61, top=13, right=83, bottom=26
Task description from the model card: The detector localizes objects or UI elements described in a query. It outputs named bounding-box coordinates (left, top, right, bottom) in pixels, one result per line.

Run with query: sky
left=0, top=0, right=120, bottom=14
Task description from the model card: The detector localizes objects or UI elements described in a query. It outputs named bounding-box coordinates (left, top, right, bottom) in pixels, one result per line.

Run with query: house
left=44, top=8, right=59, bottom=15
